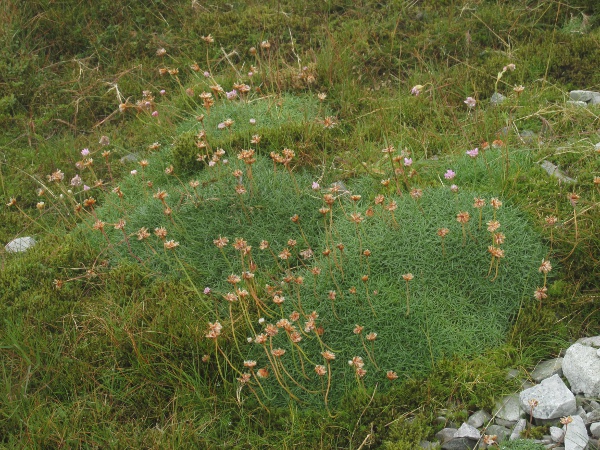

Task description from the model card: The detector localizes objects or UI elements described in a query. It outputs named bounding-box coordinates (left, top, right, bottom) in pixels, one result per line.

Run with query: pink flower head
left=152, top=110, right=159, bottom=117
left=203, top=287, right=211, bottom=294
left=466, top=148, right=479, bottom=158
left=312, top=181, right=320, bottom=190
left=411, top=85, right=424, bottom=96
left=226, top=89, right=238, bottom=100
left=83, top=185, right=90, bottom=191
left=248, top=71, right=254, bottom=77
left=249, top=118, right=256, bottom=125
left=160, top=89, right=166, bottom=95
left=130, top=170, right=137, bottom=175
left=203, top=71, right=210, bottom=77
left=81, top=148, right=90, bottom=157
left=208, top=161, right=216, bottom=167
left=217, top=122, right=226, bottom=130
left=444, top=169, right=456, bottom=180
left=464, top=97, right=476, bottom=108
left=70, top=175, right=82, bottom=186
left=450, top=184, right=459, bottom=193
left=404, top=157, right=413, bottom=167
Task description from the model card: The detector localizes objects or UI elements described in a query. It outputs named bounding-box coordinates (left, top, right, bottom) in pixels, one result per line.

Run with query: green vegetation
left=1, top=0, right=599, bottom=447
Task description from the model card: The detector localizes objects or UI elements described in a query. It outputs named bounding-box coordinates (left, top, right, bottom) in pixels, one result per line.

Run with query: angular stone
left=590, top=94, right=600, bottom=105
left=539, top=161, right=577, bottom=183
left=531, top=358, right=564, bottom=382
left=563, top=343, right=600, bottom=397
left=494, top=394, right=523, bottom=423
left=510, top=418, right=527, bottom=441
left=569, top=90, right=597, bottom=102
left=436, top=428, right=457, bottom=443
left=566, top=101, right=588, bottom=107
left=550, top=426, right=564, bottom=442
left=456, top=423, right=480, bottom=440
left=483, top=425, right=511, bottom=443
left=441, top=437, right=477, bottom=450
left=490, top=92, right=506, bottom=106
left=563, top=415, right=588, bottom=450
left=5, top=236, right=36, bottom=253
left=587, top=409, right=600, bottom=423
left=590, top=422, right=600, bottom=439
left=468, top=410, right=492, bottom=429
left=576, top=336, right=600, bottom=348
left=519, top=374, right=577, bottom=420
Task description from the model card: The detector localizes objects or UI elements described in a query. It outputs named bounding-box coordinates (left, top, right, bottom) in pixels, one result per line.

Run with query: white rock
left=531, top=358, right=564, bottom=382
left=563, top=343, right=600, bottom=397
left=550, top=426, right=565, bottom=442
left=590, top=94, right=600, bottom=105
left=566, top=100, right=588, bottom=107
left=569, top=90, right=598, bottom=102
left=494, top=394, right=523, bottom=424
left=5, top=236, right=36, bottom=253
left=576, top=336, right=600, bottom=348
left=519, top=374, right=576, bottom=420
left=563, top=415, right=588, bottom=450
left=510, top=418, right=526, bottom=440
left=467, top=410, right=492, bottom=429
left=590, top=422, right=600, bottom=439
left=455, top=423, right=480, bottom=440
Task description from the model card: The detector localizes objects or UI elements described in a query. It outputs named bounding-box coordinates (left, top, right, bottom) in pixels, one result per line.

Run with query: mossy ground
left=1, top=0, right=599, bottom=448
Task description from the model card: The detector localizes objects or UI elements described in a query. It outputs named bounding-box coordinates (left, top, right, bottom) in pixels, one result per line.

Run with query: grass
left=1, top=0, right=599, bottom=447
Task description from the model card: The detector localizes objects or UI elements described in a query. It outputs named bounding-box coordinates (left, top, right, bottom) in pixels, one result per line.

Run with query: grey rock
left=119, top=153, right=138, bottom=164
left=590, top=422, right=600, bottom=439
left=491, top=92, right=506, bottom=106
left=575, top=406, right=587, bottom=422
left=519, top=374, right=577, bottom=420
left=590, top=94, right=600, bottom=105
left=436, top=428, right=458, bottom=443
left=507, top=369, right=520, bottom=379
left=494, top=394, right=524, bottom=423
left=441, top=438, right=477, bottom=450
left=510, top=419, right=527, bottom=440
left=532, top=358, right=565, bottom=382
left=550, top=426, right=565, bottom=442
left=576, top=336, right=600, bottom=348
left=435, top=416, right=448, bottom=425
left=468, top=410, right=492, bottom=429
left=456, top=423, right=480, bottom=440
left=5, top=236, right=36, bottom=253
left=566, top=101, right=588, bottom=107
left=563, top=343, right=600, bottom=397
left=539, top=161, right=577, bottom=183
left=483, top=425, right=511, bottom=443
left=519, top=130, right=537, bottom=143
left=569, top=90, right=598, bottom=102
left=563, top=415, right=588, bottom=450
left=590, top=400, right=600, bottom=410
left=588, top=409, right=600, bottom=423
left=495, top=418, right=518, bottom=428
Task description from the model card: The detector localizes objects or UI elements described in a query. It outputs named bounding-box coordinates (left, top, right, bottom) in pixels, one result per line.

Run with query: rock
left=569, top=90, right=599, bottom=102
left=563, top=415, right=588, bottom=450
left=494, top=394, right=523, bottom=425
left=590, top=401, right=600, bottom=410
left=531, top=358, right=564, bottom=382
left=576, top=336, right=600, bottom=348
left=5, top=236, right=36, bottom=253
left=539, top=161, right=577, bottom=183
left=519, top=374, right=577, bottom=420
left=550, top=426, right=564, bottom=442
left=119, top=153, right=139, bottom=164
left=510, top=418, right=527, bottom=440
left=575, top=406, right=587, bottom=422
left=456, top=423, right=480, bottom=440
left=590, top=422, right=600, bottom=438
left=519, top=130, right=537, bottom=143
left=483, top=425, right=511, bottom=443
left=590, top=94, right=600, bottom=105
left=436, top=428, right=458, bottom=443
left=563, top=343, right=600, bottom=397
left=468, top=410, right=492, bottom=429
left=435, top=416, right=448, bottom=425
left=441, top=438, right=477, bottom=450
left=587, top=409, right=600, bottom=423
left=566, top=101, right=588, bottom=107
left=491, top=92, right=506, bottom=106
left=506, top=369, right=520, bottom=379
left=589, top=438, right=599, bottom=449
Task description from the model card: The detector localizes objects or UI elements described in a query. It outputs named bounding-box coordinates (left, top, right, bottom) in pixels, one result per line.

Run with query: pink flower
left=464, top=97, right=476, bottom=108
left=81, top=148, right=90, bottom=157
left=152, top=111, right=159, bottom=117
left=248, top=71, right=254, bottom=77
left=203, top=287, right=211, bottom=294
left=411, top=85, right=424, bottom=96
left=444, top=169, right=456, bottom=180
left=217, top=122, right=225, bottom=130
left=160, top=89, right=166, bottom=95
left=249, top=118, right=256, bottom=125
left=70, top=175, right=82, bottom=186
left=130, top=170, right=138, bottom=175
left=450, top=184, right=458, bottom=193
left=312, top=181, right=320, bottom=190
left=404, top=157, right=413, bottom=166
left=466, top=148, right=479, bottom=158
left=203, top=71, right=210, bottom=77
left=83, top=185, right=90, bottom=191
left=226, top=89, right=238, bottom=100
left=208, top=161, right=216, bottom=167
